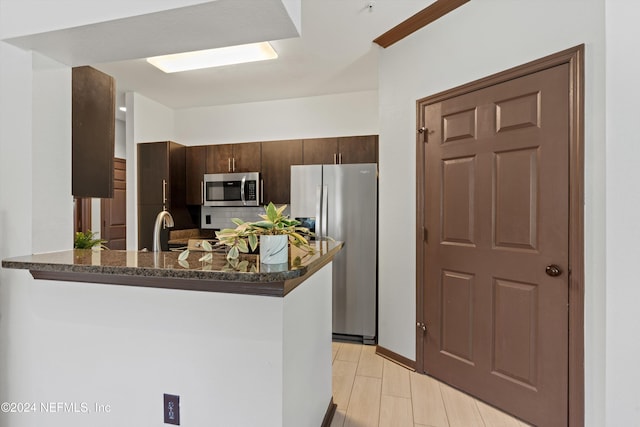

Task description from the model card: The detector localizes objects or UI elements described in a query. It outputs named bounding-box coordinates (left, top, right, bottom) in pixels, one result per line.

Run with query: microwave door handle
left=240, top=176, right=246, bottom=206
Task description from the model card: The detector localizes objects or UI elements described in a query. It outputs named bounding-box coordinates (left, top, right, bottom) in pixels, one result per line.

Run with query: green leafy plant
left=74, top=230, right=108, bottom=249
left=216, top=202, right=315, bottom=262
left=177, top=203, right=317, bottom=265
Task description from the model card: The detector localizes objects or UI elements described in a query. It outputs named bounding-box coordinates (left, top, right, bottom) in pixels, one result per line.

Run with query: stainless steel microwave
left=203, top=172, right=260, bottom=207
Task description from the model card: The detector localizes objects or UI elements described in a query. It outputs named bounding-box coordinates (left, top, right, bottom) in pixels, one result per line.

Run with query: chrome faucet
left=152, top=209, right=174, bottom=252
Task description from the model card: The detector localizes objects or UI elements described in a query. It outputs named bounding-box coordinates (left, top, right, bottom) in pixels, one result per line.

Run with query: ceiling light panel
left=147, top=42, right=278, bottom=73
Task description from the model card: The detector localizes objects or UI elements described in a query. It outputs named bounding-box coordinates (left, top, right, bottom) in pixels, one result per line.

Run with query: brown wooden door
left=421, top=64, right=569, bottom=426
left=261, top=140, right=302, bottom=204
left=303, top=138, right=338, bottom=164
left=73, top=198, right=92, bottom=234
left=338, top=135, right=377, bottom=164
left=101, top=158, right=126, bottom=249
left=233, top=142, right=261, bottom=172
left=186, top=146, right=206, bottom=205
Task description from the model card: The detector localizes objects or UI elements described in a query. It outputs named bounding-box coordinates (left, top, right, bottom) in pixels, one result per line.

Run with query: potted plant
left=74, top=230, right=108, bottom=250
left=216, top=202, right=315, bottom=264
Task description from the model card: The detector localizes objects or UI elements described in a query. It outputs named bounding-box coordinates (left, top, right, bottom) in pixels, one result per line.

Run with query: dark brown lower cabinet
left=138, top=205, right=165, bottom=251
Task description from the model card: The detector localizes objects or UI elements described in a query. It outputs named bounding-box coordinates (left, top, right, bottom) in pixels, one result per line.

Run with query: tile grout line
left=474, top=398, right=488, bottom=427
left=377, top=354, right=385, bottom=427
left=438, top=382, right=453, bottom=427
left=407, top=366, right=415, bottom=426
left=342, top=344, right=361, bottom=427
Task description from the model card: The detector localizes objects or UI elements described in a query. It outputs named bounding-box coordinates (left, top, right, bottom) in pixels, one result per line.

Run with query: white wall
left=115, top=119, right=126, bottom=159
left=605, top=0, right=640, bottom=424
left=0, top=41, right=34, bottom=409
left=377, top=0, right=606, bottom=425
left=31, top=53, right=74, bottom=253
left=0, top=40, right=75, bottom=419
left=174, top=90, right=379, bottom=145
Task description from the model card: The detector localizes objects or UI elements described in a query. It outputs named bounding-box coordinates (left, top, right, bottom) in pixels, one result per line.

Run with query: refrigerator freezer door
left=323, top=163, right=378, bottom=341
left=290, top=165, right=323, bottom=220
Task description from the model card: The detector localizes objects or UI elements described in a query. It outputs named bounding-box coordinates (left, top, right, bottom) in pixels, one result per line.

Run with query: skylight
left=146, top=42, right=278, bottom=73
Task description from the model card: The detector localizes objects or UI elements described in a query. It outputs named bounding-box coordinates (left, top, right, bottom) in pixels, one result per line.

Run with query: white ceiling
left=7, top=0, right=432, bottom=110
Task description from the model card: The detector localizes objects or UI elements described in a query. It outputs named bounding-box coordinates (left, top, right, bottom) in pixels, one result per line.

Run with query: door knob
left=545, top=265, right=562, bottom=277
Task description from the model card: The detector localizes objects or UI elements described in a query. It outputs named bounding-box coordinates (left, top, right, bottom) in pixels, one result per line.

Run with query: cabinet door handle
left=260, top=179, right=264, bottom=204
left=162, top=179, right=167, bottom=206
left=228, top=158, right=231, bottom=172
left=201, top=181, right=204, bottom=205
left=333, top=153, right=337, bottom=164
left=339, top=153, right=343, bottom=164
left=232, top=157, right=236, bottom=172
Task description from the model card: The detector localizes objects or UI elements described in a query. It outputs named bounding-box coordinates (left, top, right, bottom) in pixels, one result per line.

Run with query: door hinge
left=418, top=127, right=427, bottom=143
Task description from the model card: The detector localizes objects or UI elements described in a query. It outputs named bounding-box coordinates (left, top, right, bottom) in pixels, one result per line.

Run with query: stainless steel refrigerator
left=290, top=163, right=377, bottom=344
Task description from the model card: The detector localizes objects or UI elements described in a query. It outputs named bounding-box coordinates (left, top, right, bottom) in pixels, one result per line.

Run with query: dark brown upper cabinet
left=72, top=66, right=115, bottom=198
left=337, top=135, right=378, bottom=164
left=302, top=135, right=378, bottom=165
left=206, top=142, right=261, bottom=173
left=261, top=140, right=303, bottom=204
left=302, top=138, right=338, bottom=165
left=186, top=146, right=206, bottom=205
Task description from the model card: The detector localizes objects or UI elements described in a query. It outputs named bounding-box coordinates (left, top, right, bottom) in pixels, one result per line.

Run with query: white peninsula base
left=1, top=261, right=334, bottom=427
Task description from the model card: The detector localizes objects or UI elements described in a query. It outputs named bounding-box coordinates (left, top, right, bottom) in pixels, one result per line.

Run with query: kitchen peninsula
left=2, top=241, right=342, bottom=427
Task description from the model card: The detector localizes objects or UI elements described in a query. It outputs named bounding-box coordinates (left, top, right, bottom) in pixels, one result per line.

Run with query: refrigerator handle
left=315, top=185, right=323, bottom=239
left=321, top=185, right=328, bottom=240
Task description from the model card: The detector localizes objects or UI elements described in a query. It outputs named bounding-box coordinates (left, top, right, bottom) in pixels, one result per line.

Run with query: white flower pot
left=260, top=235, right=289, bottom=265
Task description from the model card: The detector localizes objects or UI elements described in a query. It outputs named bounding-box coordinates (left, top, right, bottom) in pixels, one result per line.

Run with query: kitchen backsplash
left=200, top=206, right=291, bottom=230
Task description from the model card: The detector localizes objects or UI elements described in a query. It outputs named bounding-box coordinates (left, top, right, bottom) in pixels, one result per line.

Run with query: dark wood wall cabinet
left=186, top=146, right=206, bottom=205
left=137, top=141, right=193, bottom=250
left=72, top=66, right=115, bottom=198
left=302, top=135, right=378, bottom=165
left=181, top=135, right=378, bottom=206
left=206, top=142, right=261, bottom=173
left=261, top=140, right=303, bottom=205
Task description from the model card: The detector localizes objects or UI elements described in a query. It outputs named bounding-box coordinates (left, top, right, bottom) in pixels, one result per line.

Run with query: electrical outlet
left=163, top=394, right=180, bottom=425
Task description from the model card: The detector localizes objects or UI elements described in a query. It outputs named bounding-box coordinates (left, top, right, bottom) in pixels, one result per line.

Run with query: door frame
left=415, top=45, right=584, bottom=426
left=74, top=197, right=92, bottom=233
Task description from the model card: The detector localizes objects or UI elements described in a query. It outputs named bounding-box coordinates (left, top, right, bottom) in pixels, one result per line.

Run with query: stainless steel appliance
left=290, top=163, right=377, bottom=344
left=203, top=172, right=260, bottom=207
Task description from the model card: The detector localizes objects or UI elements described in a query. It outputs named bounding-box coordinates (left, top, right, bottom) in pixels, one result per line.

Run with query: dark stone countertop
left=1, top=241, right=343, bottom=297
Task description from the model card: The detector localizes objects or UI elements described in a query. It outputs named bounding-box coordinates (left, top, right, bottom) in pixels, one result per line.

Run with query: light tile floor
left=331, top=341, right=531, bottom=427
